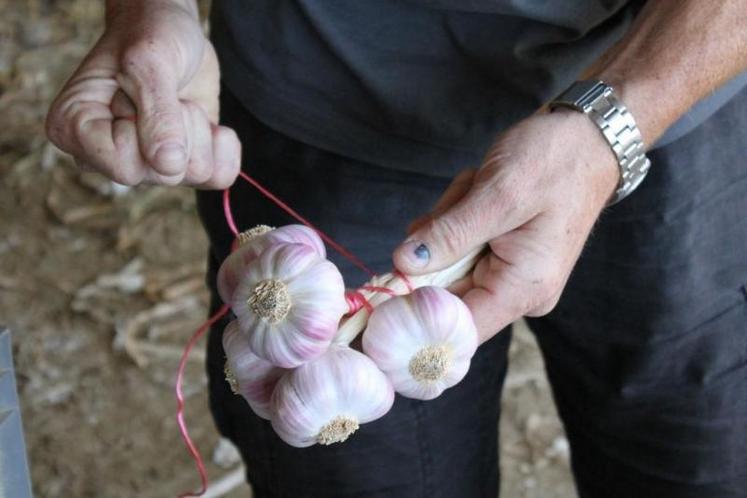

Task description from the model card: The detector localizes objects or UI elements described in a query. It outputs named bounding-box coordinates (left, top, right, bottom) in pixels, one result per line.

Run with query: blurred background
left=0, top=1, right=576, bottom=496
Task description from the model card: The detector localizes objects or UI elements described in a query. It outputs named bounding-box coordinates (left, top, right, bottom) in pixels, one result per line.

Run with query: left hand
left=393, top=110, right=621, bottom=342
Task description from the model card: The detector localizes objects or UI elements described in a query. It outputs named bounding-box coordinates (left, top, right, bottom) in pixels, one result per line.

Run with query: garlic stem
left=333, top=246, right=484, bottom=346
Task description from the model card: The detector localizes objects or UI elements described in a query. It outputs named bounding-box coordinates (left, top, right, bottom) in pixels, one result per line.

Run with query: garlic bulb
left=271, top=346, right=394, bottom=447
left=217, top=224, right=326, bottom=304
left=231, top=242, right=347, bottom=368
left=222, top=320, right=286, bottom=419
left=333, top=246, right=483, bottom=347
left=362, top=286, right=478, bottom=400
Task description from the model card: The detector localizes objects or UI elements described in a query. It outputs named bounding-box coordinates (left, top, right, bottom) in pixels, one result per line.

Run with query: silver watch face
left=557, top=80, right=607, bottom=110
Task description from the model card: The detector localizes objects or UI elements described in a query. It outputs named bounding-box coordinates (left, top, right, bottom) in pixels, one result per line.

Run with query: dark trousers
left=195, top=88, right=747, bottom=498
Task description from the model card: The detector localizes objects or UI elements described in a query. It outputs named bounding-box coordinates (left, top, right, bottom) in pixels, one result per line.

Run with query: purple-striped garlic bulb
left=222, top=319, right=286, bottom=419
left=271, top=346, right=394, bottom=447
left=231, top=242, right=347, bottom=368
left=217, top=224, right=326, bottom=304
left=362, top=286, right=478, bottom=400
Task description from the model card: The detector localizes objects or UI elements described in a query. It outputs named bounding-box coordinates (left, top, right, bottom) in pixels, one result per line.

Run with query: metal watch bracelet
left=549, top=80, right=651, bottom=205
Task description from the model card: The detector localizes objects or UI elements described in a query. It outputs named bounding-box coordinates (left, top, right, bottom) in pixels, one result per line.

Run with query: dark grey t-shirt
left=211, top=0, right=746, bottom=177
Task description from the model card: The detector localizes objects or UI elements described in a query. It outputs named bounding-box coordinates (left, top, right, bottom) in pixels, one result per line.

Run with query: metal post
left=0, top=328, right=33, bottom=498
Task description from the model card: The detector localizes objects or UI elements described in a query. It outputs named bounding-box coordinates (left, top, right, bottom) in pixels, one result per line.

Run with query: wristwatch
left=549, top=80, right=651, bottom=205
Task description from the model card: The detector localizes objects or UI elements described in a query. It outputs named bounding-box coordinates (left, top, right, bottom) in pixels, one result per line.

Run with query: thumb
left=118, top=50, right=188, bottom=176
left=393, top=194, right=493, bottom=275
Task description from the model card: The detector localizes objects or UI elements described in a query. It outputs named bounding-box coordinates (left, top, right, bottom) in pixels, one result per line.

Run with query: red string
left=237, top=171, right=375, bottom=277
left=345, top=290, right=373, bottom=314
left=222, top=188, right=239, bottom=237
left=345, top=281, right=414, bottom=314
left=393, top=270, right=414, bottom=293
left=175, top=304, right=230, bottom=498
left=360, top=285, right=398, bottom=297
left=176, top=170, right=411, bottom=497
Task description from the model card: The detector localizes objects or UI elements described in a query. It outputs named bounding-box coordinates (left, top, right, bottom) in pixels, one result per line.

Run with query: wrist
left=584, top=72, right=676, bottom=148
left=548, top=81, right=650, bottom=206
left=105, top=0, right=199, bottom=27
left=557, top=109, right=621, bottom=206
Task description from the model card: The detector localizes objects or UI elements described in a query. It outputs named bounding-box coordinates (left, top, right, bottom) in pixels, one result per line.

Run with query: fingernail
left=155, top=143, right=186, bottom=166
left=399, top=240, right=430, bottom=269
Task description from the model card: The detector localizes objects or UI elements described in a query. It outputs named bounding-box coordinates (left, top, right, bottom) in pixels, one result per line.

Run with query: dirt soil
left=0, top=1, right=576, bottom=497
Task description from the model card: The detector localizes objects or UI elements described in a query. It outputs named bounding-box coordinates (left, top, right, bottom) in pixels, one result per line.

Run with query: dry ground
left=0, top=1, right=576, bottom=496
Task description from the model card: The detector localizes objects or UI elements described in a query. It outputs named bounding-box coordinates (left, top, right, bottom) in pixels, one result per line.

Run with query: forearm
left=586, top=0, right=747, bottom=145
left=105, top=0, right=199, bottom=26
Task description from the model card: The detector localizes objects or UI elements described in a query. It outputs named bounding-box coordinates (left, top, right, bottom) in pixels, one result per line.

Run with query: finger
left=197, top=125, right=241, bottom=190
left=111, top=89, right=136, bottom=120
left=118, top=47, right=188, bottom=176
left=461, top=253, right=527, bottom=343
left=446, top=274, right=473, bottom=298
left=71, top=104, right=150, bottom=185
left=46, top=75, right=119, bottom=157
left=430, top=168, right=476, bottom=215
left=463, top=214, right=573, bottom=342
left=406, top=168, right=476, bottom=235
left=181, top=102, right=214, bottom=185
left=393, top=182, right=520, bottom=275
left=73, top=157, right=96, bottom=172
left=406, top=215, right=431, bottom=236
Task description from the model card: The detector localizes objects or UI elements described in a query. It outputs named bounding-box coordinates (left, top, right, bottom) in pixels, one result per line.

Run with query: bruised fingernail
left=155, top=143, right=186, bottom=167
left=399, top=240, right=430, bottom=268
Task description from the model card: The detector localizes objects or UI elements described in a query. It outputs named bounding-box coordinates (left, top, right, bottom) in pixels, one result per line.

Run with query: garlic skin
left=362, top=286, right=478, bottom=400
left=271, top=346, right=394, bottom=448
left=217, top=225, right=326, bottom=304
left=222, top=320, right=286, bottom=419
left=232, top=242, right=347, bottom=368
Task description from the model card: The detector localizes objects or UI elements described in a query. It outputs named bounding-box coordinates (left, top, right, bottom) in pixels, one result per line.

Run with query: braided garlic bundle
left=218, top=225, right=481, bottom=447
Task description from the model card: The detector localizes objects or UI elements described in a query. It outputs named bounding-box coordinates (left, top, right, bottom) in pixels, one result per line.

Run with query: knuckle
left=72, top=157, right=95, bottom=172
left=219, top=125, right=240, bottom=146
left=528, top=272, right=564, bottom=311
left=70, top=109, right=88, bottom=142
left=206, top=165, right=238, bottom=190
left=528, top=293, right=561, bottom=317
left=473, top=173, right=522, bottom=216
left=66, top=101, right=99, bottom=143
left=490, top=183, right=522, bottom=219
left=149, top=106, right=182, bottom=128
left=110, top=167, right=144, bottom=187
left=182, top=100, right=202, bottom=114
left=45, top=99, right=78, bottom=151
left=45, top=108, right=63, bottom=145
left=45, top=121, right=65, bottom=150
left=157, top=173, right=184, bottom=187
left=145, top=109, right=185, bottom=145
left=120, top=40, right=161, bottom=73
left=188, top=162, right=213, bottom=184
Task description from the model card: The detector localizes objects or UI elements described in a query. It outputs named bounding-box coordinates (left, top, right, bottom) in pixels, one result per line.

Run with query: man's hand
left=393, top=111, right=619, bottom=342
left=46, top=0, right=240, bottom=188
left=394, top=0, right=747, bottom=343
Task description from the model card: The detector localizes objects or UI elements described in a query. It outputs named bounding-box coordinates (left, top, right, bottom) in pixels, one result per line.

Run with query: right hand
left=46, top=1, right=241, bottom=188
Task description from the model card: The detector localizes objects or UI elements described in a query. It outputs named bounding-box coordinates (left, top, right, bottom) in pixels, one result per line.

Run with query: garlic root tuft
left=317, top=415, right=360, bottom=445
left=224, top=363, right=240, bottom=395
left=408, top=345, right=452, bottom=383
left=237, top=225, right=275, bottom=246
left=247, top=279, right=292, bottom=323
left=334, top=246, right=484, bottom=346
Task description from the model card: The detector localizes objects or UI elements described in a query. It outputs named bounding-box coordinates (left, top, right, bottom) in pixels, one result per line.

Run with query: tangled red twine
left=176, top=168, right=427, bottom=496
left=175, top=304, right=229, bottom=498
